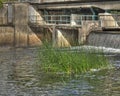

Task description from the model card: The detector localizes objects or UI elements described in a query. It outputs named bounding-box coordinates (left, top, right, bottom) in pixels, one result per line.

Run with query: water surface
left=0, top=47, right=119, bottom=96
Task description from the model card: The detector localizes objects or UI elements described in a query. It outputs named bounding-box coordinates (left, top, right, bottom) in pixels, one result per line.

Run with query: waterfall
left=87, top=32, right=120, bottom=49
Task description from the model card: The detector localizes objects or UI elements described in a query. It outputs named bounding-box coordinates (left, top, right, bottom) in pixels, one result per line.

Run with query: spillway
left=87, top=31, right=120, bottom=49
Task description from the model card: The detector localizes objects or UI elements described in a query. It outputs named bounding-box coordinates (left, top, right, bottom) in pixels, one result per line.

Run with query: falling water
left=87, top=32, right=120, bottom=49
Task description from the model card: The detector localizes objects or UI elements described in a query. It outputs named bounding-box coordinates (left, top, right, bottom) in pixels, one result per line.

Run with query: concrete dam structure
left=0, top=0, right=120, bottom=48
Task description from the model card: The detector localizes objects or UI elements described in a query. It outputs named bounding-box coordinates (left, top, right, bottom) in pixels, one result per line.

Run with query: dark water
left=0, top=48, right=120, bottom=96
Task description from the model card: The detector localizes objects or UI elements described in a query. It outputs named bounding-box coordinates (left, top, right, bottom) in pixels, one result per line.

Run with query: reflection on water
left=0, top=48, right=120, bottom=96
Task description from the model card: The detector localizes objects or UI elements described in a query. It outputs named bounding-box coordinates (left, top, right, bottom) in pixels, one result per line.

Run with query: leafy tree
left=0, top=0, right=3, bottom=8
left=0, top=0, right=16, bottom=7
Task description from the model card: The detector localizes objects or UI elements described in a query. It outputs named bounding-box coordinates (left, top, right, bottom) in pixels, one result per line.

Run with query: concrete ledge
left=30, top=0, right=120, bottom=4
left=102, top=27, right=120, bottom=31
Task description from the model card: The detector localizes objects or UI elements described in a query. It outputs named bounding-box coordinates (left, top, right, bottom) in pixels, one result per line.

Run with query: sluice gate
left=28, top=5, right=104, bottom=47
left=28, top=3, right=120, bottom=48
left=0, top=1, right=120, bottom=48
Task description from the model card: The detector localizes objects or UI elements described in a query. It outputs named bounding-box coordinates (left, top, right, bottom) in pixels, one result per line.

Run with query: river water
left=0, top=47, right=119, bottom=96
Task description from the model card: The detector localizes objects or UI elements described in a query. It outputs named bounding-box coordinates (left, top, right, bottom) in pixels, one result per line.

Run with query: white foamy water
left=70, top=45, right=120, bottom=54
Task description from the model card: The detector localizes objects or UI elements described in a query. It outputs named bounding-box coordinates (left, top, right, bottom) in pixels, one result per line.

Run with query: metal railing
left=18, top=0, right=41, bottom=3
left=28, top=14, right=120, bottom=28
left=28, top=15, right=98, bottom=26
left=44, top=15, right=71, bottom=24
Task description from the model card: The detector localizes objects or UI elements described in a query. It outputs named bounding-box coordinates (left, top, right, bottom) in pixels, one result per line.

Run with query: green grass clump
left=38, top=44, right=110, bottom=75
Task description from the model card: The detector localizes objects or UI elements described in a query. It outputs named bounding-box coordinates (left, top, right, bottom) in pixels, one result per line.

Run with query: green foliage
left=0, top=0, right=3, bottom=8
left=0, top=0, right=9, bottom=5
left=110, top=11, right=120, bottom=14
left=37, top=44, right=110, bottom=75
left=0, top=0, right=16, bottom=8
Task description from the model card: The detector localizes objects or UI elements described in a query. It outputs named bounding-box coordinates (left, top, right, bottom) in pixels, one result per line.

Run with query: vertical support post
left=78, top=28, right=83, bottom=45
left=90, top=7, right=96, bottom=20
left=27, top=27, right=29, bottom=47
left=51, top=15, right=52, bottom=23
left=52, top=25, right=56, bottom=47
left=13, top=3, right=16, bottom=47
left=44, top=9, right=48, bottom=23
left=27, top=4, right=29, bottom=47
left=8, top=3, right=13, bottom=24
left=35, top=6, right=37, bottom=24
left=78, top=26, right=87, bottom=45
left=80, top=15, right=82, bottom=26
left=13, top=25, right=16, bottom=47
left=60, top=15, right=62, bottom=24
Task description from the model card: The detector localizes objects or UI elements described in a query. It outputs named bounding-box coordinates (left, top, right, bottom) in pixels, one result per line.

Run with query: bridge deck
left=29, top=0, right=120, bottom=4
left=30, top=0, right=120, bottom=10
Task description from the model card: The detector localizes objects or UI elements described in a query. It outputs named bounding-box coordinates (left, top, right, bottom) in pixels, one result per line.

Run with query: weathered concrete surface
left=54, top=28, right=79, bottom=47
left=0, top=3, right=43, bottom=47
left=28, top=5, right=45, bottom=25
left=0, top=27, right=14, bottom=46
left=0, top=2, right=120, bottom=47
left=99, top=13, right=119, bottom=27
left=19, top=0, right=120, bottom=3
left=56, top=29, right=71, bottom=47
left=78, top=21, right=99, bottom=44
left=14, top=3, right=42, bottom=47
left=0, top=4, right=8, bottom=25
left=36, top=1, right=120, bottom=10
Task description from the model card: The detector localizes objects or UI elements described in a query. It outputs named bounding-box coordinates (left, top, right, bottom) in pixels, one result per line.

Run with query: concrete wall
left=0, top=4, right=14, bottom=46
left=0, top=2, right=119, bottom=47
left=0, top=3, right=43, bottom=47
left=78, top=21, right=99, bottom=44
left=99, top=13, right=119, bottom=27
left=0, top=27, right=14, bottom=46
left=28, top=5, right=45, bottom=25
left=55, top=28, right=78, bottom=47
left=14, top=3, right=42, bottom=47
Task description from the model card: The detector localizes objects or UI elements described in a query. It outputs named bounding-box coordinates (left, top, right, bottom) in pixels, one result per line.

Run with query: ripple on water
left=0, top=48, right=120, bottom=96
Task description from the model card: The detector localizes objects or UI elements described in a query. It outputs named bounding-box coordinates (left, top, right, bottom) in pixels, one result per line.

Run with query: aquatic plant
left=37, top=44, right=110, bottom=75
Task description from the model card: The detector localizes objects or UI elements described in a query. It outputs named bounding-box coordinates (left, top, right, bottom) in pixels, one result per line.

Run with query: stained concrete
left=0, top=3, right=43, bottom=47
left=0, top=2, right=120, bottom=47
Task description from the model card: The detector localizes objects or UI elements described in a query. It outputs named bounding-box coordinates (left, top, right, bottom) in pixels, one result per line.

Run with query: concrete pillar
left=78, top=28, right=83, bottom=44
left=99, top=13, right=119, bottom=27
left=52, top=25, right=56, bottom=47
left=28, top=5, right=45, bottom=25
left=8, top=3, right=13, bottom=24
left=78, top=27, right=87, bottom=45
left=71, top=14, right=81, bottom=26
left=14, top=3, right=42, bottom=47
